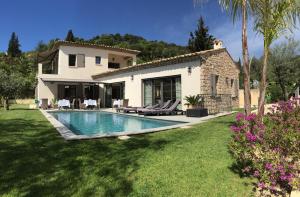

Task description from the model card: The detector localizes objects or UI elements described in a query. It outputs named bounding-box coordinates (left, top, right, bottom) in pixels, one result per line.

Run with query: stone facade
left=199, top=50, right=240, bottom=113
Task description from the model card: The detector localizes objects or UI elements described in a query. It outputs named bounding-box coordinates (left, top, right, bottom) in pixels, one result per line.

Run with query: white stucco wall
left=95, top=60, right=202, bottom=110
left=37, top=45, right=137, bottom=100
left=38, top=46, right=137, bottom=80
left=37, top=78, right=57, bottom=101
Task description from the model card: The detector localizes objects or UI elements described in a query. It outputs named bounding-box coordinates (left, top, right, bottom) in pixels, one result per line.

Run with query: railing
left=198, top=94, right=232, bottom=115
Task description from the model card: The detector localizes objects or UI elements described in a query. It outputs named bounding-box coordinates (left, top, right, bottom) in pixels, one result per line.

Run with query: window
left=108, top=62, right=120, bottom=69
left=69, top=54, right=76, bottom=66
left=210, top=74, right=219, bottom=97
left=226, top=77, right=229, bottom=87
left=95, top=56, right=101, bottom=64
left=127, top=59, right=133, bottom=66
left=77, top=54, right=85, bottom=67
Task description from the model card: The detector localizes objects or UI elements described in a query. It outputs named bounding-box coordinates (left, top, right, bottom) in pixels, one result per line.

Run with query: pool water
left=50, top=111, right=183, bottom=136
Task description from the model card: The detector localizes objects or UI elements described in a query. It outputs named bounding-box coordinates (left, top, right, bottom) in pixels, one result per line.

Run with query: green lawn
left=0, top=105, right=254, bottom=197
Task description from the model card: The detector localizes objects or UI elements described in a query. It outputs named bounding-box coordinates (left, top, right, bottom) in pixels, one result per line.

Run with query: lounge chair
left=122, top=104, right=150, bottom=113
left=138, top=100, right=172, bottom=114
left=142, top=99, right=182, bottom=116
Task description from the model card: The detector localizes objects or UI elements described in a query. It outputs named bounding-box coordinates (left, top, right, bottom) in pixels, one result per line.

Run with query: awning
left=41, top=78, right=103, bottom=84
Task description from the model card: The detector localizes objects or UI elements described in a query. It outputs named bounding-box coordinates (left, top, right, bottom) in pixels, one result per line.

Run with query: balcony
left=42, top=62, right=58, bottom=74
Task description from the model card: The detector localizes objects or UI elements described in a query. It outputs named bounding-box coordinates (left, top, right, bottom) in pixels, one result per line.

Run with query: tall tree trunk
left=242, top=0, right=251, bottom=115
left=4, top=98, right=9, bottom=110
left=258, top=43, right=269, bottom=118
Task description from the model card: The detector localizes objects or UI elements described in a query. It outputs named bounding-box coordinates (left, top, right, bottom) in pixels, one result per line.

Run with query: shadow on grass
left=0, top=118, right=169, bottom=196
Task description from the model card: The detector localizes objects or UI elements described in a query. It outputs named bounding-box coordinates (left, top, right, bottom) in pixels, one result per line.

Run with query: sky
left=0, top=0, right=299, bottom=60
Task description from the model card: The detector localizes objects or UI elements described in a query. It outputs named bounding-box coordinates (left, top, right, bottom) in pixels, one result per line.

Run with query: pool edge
left=40, top=109, right=234, bottom=140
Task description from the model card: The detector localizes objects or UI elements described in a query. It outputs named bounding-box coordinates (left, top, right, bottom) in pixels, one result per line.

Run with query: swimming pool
left=49, top=111, right=184, bottom=136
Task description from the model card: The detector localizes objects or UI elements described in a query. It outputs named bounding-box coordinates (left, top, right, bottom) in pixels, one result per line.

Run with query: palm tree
left=195, top=0, right=253, bottom=115
left=252, top=0, right=300, bottom=117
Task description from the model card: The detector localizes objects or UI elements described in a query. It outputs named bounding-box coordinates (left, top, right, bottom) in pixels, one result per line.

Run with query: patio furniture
left=112, top=99, right=121, bottom=108
left=78, top=99, right=86, bottom=109
left=186, top=108, right=208, bottom=117
left=84, top=99, right=97, bottom=109
left=58, top=99, right=70, bottom=109
left=70, top=99, right=76, bottom=110
left=116, top=99, right=129, bottom=112
left=41, top=99, right=49, bottom=110
left=97, top=98, right=101, bottom=109
left=138, top=100, right=172, bottom=114
left=123, top=104, right=150, bottom=113
left=142, top=100, right=181, bottom=116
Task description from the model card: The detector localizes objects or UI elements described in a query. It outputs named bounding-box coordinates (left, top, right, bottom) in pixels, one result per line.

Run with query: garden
left=230, top=100, right=300, bottom=196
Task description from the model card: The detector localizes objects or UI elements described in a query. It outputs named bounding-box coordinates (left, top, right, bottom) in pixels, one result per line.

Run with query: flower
left=236, top=113, right=245, bottom=121
left=245, top=131, right=257, bottom=142
left=258, top=182, right=265, bottom=189
left=245, top=113, right=257, bottom=121
left=230, top=125, right=241, bottom=132
left=253, top=170, right=260, bottom=177
left=265, top=163, right=273, bottom=171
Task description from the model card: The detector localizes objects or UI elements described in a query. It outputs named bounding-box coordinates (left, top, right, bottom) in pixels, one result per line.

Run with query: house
left=37, top=41, right=139, bottom=107
left=37, top=40, right=239, bottom=113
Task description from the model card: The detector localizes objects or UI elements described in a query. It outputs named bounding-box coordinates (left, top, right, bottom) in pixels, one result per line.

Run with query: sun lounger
left=122, top=104, right=149, bottom=113
left=142, top=99, right=182, bottom=116
left=138, top=100, right=172, bottom=114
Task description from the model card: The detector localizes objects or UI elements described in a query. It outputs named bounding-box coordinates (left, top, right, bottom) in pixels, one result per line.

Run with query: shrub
left=229, top=100, right=300, bottom=196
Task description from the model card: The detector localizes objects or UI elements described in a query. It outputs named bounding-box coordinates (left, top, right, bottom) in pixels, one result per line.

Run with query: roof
left=52, top=40, right=140, bottom=55
left=92, top=48, right=231, bottom=79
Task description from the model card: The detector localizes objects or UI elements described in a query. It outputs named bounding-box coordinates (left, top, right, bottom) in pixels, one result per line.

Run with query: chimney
left=213, top=39, right=223, bottom=49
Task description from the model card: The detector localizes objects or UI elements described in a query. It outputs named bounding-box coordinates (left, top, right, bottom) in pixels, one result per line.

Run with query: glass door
left=153, top=80, right=162, bottom=104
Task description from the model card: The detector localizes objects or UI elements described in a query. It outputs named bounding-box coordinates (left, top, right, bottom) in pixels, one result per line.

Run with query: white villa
left=37, top=40, right=239, bottom=113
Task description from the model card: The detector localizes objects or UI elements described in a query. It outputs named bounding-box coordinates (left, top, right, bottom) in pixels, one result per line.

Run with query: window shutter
left=235, top=79, right=239, bottom=96
left=210, top=74, right=216, bottom=97
left=77, top=54, right=85, bottom=67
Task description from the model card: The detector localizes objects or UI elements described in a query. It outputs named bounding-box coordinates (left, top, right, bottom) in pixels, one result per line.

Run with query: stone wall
left=200, top=50, right=240, bottom=113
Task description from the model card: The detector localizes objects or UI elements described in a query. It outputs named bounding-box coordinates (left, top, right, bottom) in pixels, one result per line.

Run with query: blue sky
left=0, top=0, right=299, bottom=60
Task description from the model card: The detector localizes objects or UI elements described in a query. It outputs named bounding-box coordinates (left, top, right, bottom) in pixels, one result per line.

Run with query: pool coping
left=40, top=109, right=234, bottom=140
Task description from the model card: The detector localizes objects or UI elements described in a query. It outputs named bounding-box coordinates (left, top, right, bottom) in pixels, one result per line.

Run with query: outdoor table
left=84, top=99, right=97, bottom=107
left=58, top=99, right=70, bottom=108
left=113, top=99, right=121, bottom=108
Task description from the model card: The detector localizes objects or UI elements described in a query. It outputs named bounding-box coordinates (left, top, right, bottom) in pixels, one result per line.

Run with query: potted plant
left=184, top=95, right=204, bottom=109
left=51, top=98, right=58, bottom=109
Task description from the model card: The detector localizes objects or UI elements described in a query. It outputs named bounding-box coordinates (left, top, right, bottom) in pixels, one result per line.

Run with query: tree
left=35, top=40, right=49, bottom=52
left=65, top=30, right=75, bottom=42
left=0, top=56, right=26, bottom=110
left=216, top=0, right=253, bottom=115
left=188, top=17, right=215, bottom=52
left=7, top=32, right=22, bottom=57
left=252, top=0, right=300, bottom=117
left=268, top=39, right=300, bottom=101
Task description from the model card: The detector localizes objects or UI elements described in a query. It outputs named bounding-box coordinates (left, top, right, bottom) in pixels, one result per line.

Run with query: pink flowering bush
left=229, top=100, right=300, bottom=196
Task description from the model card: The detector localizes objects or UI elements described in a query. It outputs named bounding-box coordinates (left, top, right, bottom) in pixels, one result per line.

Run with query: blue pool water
left=50, top=111, right=183, bottom=136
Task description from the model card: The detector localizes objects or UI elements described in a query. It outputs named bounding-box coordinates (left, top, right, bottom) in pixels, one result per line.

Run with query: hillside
left=35, top=34, right=189, bottom=64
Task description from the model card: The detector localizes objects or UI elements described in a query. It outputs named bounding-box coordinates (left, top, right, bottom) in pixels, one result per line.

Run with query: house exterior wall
left=37, top=78, right=57, bottom=101
left=199, top=50, right=240, bottom=109
left=37, top=45, right=137, bottom=100
left=96, top=60, right=202, bottom=110
left=95, top=50, right=239, bottom=112
left=38, top=46, right=137, bottom=80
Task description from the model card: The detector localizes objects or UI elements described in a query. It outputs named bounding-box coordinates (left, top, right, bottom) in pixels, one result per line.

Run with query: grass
left=0, top=105, right=254, bottom=197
